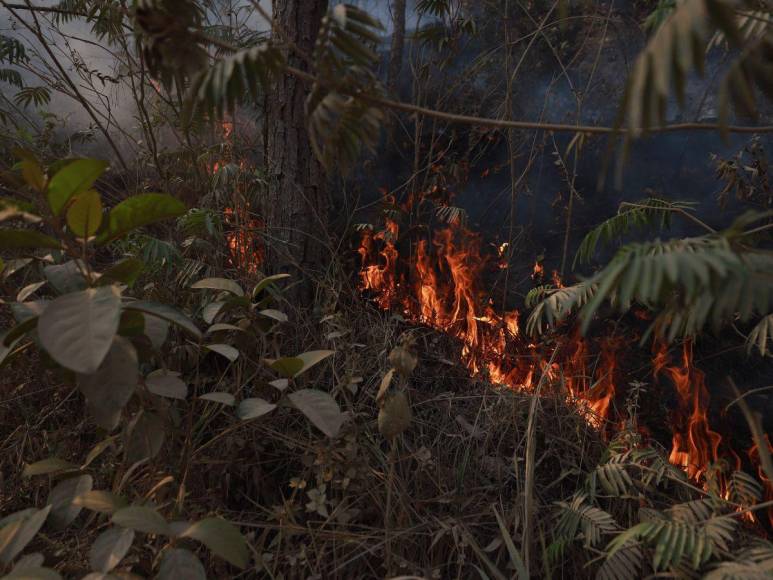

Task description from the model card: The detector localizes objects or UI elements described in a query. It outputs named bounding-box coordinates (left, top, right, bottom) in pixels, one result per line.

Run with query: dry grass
left=0, top=292, right=609, bottom=579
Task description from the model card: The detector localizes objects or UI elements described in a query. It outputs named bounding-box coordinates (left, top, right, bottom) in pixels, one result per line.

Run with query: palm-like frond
left=596, top=540, right=644, bottom=580
left=306, top=5, right=385, bottom=170
left=525, top=281, right=597, bottom=336
left=746, top=314, right=773, bottom=356
left=555, top=493, right=618, bottom=548
left=574, top=197, right=695, bottom=267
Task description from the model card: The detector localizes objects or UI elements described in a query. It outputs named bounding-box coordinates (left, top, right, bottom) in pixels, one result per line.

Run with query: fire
left=654, top=341, right=722, bottom=481
left=356, top=200, right=773, bottom=529
left=207, top=115, right=263, bottom=274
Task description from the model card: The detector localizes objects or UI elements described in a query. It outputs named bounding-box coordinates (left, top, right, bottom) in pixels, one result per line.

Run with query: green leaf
left=89, top=527, right=134, bottom=573
left=190, top=277, right=244, bottom=296
left=206, top=323, right=243, bottom=333
left=4, top=566, right=62, bottom=579
left=123, top=301, right=201, bottom=340
left=252, top=273, right=291, bottom=297
left=145, top=370, right=187, bottom=400
left=22, top=457, right=78, bottom=477
left=287, top=389, right=345, bottom=438
left=236, top=398, right=276, bottom=420
left=295, top=350, right=335, bottom=376
left=47, top=474, right=93, bottom=529
left=199, top=392, right=236, bottom=406
left=46, top=158, right=108, bottom=215
left=177, top=517, right=248, bottom=569
left=202, top=301, right=226, bottom=324
left=112, top=506, right=170, bottom=535
left=19, top=156, right=46, bottom=191
left=43, top=261, right=87, bottom=294
left=205, top=343, right=239, bottom=362
left=97, top=194, right=186, bottom=244
left=0, top=229, right=60, bottom=250
left=38, top=285, right=122, bottom=374
left=97, top=258, right=144, bottom=287
left=157, top=548, right=206, bottom=580
left=73, top=490, right=127, bottom=514
left=0, top=506, right=51, bottom=564
left=258, top=308, right=288, bottom=322
left=66, top=189, right=102, bottom=237
left=268, top=356, right=303, bottom=378
left=77, top=337, right=138, bottom=430
left=124, top=411, right=165, bottom=463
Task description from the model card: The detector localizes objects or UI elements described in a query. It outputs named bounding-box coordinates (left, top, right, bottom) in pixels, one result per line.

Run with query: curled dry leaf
left=378, top=391, right=412, bottom=440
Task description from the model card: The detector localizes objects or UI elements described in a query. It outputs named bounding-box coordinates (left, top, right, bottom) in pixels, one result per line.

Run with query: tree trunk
left=387, top=0, right=406, bottom=96
left=263, top=0, right=328, bottom=305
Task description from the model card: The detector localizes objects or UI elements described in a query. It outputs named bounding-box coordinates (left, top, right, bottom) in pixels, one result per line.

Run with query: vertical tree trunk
left=387, top=0, right=406, bottom=96
left=263, top=0, right=328, bottom=305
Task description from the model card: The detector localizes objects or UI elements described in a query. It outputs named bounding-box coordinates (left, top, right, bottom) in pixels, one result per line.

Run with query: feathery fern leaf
left=574, top=197, right=695, bottom=267
left=525, top=281, right=597, bottom=336
left=746, top=313, right=773, bottom=357
left=555, top=493, right=618, bottom=548
left=0, top=68, right=23, bottom=88
left=596, top=540, right=644, bottom=580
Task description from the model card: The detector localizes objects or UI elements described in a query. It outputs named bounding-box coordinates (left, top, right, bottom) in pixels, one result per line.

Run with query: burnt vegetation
left=0, top=0, right=773, bottom=578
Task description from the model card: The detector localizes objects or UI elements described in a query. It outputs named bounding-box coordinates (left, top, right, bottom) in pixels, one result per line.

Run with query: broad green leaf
left=77, top=337, right=138, bottom=430
left=157, top=548, right=206, bottom=580
left=177, top=517, right=248, bottom=568
left=16, top=280, right=46, bottom=302
left=4, top=566, right=62, bottom=579
left=22, top=457, right=77, bottom=477
left=142, top=313, right=169, bottom=349
left=258, top=309, right=288, bottom=322
left=73, top=490, right=127, bottom=514
left=206, top=323, right=243, bottom=333
left=11, top=301, right=47, bottom=323
left=202, top=301, right=226, bottom=324
left=269, top=350, right=335, bottom=378
left=118, top=310, right=145, bottom=337
left=43, top=261, right=87, bottom=294
left=46, top=158, right=107, bottom=215
left=268, top=378, right=289, bottom=391
left=47, top=474, right=93, bottom=529
left=20, top=157, right=46, bottom=191
left=0, top=505, right=51, bottom=564
left=112, top=506, right=170, bottom=535
left=205, top=343, right=239, bottom=362
left=145, top=370, right=187, bottom=400
left=66, top=189, right=102, bottom=237
left=123, top=301, right=201, bottom=340
left=236, top=398, right=276, bottom=420
left=97, top=194, right=185, bottom=244
left=12, top=552, right=44, bottom=570
left=0, top=229, right=60, bottom=250
left=191, top=277, right=244, bottom=296
left=268, top=357, right=303, bottom=378
left=287, top=389, right=345, bottom=438
left=252, top=273, right=290, bottom=297
left=199, top=392, right=235, bottom=406
left=97, top=258, right=144, bottom=287
left=295, top=350, right=335, bottom=377
left=124, top=411, right=165, bottom=463
left=81, top=436, right=117, bottom=468
left=89, top=527, right=134, bottom=573
left=38, top=286, right=122, bottom=374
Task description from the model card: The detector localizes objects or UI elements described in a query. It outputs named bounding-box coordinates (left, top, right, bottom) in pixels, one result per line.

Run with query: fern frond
left=555, top=493, right=618, bottom=548
left=306, top=4, right=385, bottom=170
left=596, top=540, right=644, bottom=580
left=435, top=205, right=468, bottom=227
left=574, top=197, right=695, bottom=267
left=0, top=34, right=27, bottom=64
left=746, top=314, right=773, bottom=356
left=0, top=68, right=23, bottom=88
left=727, top=470, right=764, bottom=506
left=13, top=86, right=51, bottom=108
left=621, top=0, right=739, bottom=133
left=526, top=281, right=597, bottom=336
left=187, top=44, right=284, bottom=119
left=595, top=462, right=634, bottom=497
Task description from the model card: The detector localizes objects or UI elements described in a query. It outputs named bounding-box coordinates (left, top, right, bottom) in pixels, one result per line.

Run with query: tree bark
left=387, top=0, right=406, bottom=96
left=263, top=0, right=329, bottom=305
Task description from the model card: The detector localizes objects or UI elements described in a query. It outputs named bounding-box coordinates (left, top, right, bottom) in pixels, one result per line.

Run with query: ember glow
left=208, top=117, right=263, bottom=274
left=357, top=203, right=772, bottom=526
